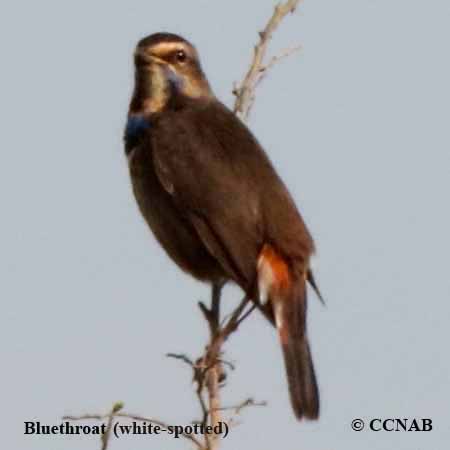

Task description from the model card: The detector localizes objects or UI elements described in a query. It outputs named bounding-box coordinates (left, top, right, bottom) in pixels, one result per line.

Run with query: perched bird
left=125, top=32, right=322, bottom=420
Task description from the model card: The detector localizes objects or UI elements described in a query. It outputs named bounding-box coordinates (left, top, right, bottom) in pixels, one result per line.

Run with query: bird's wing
left=151, top=102, right=278, bottom=288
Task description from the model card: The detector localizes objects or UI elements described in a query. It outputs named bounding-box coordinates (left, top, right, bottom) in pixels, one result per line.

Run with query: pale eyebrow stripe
left=151, top=42, right=190, bottom=55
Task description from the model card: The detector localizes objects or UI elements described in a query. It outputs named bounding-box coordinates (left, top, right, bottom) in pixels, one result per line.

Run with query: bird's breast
left=128, top=143, right=224, bottom=283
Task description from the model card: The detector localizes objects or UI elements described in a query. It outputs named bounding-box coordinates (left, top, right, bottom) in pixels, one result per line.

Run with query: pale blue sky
left=1, top=1, right=450, bottom=449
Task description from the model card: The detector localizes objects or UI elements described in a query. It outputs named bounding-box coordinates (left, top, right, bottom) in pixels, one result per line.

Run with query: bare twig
left=166, top=353, right=195, bottom=368
left=205, top=362, right=221, bottom=450
left=255, top=45, right=302, bottom=89
left=216, top=358, right=235, bottom=372
left=214, top=397, right=268, bottom=414
left=233, top=0, right=302, bottom=120
left=192, top=285, right=255, bottom=450
left=100, top=404, right=115, bottom=450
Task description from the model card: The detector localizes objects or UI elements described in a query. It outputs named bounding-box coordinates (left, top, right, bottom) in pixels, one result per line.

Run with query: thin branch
left=233, top=0, right=302, bottom=120
left=213, top=397, right=268, bottom=414
left=255, top=45, right=302, bottom=89
left=100, top=405, right=115, bottom=450
left=261, top=45, right=302, bottom=72
left=203, top=283, right=224, bottom=450
left=166, top=353, right=195, bottom=368
left=205, top=363, right=220, bottom=450
left=216, top=358, right=235, bottom=372
left=192, top=285, right=255, bottom=450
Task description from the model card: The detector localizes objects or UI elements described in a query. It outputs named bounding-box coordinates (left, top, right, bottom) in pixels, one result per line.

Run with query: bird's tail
left=257, top=244, right=319, bottom=420
left=275, top=279, right=319, bottom=420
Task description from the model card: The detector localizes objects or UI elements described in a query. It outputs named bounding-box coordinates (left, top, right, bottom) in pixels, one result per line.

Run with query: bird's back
left=151, top=99, right=315, bottom=275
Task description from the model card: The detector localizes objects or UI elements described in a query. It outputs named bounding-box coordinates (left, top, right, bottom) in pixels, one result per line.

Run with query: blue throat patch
left=125, top=115, right=151, bottom=140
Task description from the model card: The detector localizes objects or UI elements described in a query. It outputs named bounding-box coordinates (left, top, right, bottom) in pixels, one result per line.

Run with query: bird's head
left=129, top=33, right=213, bottom=114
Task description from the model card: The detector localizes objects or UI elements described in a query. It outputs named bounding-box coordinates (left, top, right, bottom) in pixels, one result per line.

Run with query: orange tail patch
left=257, top=244, right=292, bottom=340
left=257, top=245, right=320, bottom=420
left=257, top=244, right=291, bottom=295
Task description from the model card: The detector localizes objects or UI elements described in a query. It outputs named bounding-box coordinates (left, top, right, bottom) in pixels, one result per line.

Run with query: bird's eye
left=175, top=50, right=187, bottom=63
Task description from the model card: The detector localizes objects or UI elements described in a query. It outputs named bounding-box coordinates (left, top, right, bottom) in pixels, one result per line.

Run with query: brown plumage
left=125, top=32, right=321, bottom=420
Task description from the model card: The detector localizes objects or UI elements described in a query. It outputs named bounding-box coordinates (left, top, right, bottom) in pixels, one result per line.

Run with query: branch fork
left=233, top=0, right=302, bottom=120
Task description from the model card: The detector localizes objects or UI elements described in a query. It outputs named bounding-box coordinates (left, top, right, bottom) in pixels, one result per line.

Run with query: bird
left=124, top=32, right=322, bottom=420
